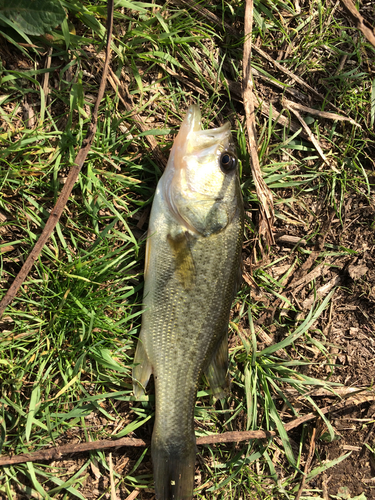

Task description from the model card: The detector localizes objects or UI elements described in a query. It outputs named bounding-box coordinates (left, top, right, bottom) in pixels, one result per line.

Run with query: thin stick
left=283, top=99, right=328, bottom=165
left=1, top=391, right=374, bottom=466
left=0, top=0, right=115, bottom=318
left=109, top=452, right=118, bottom=500
left=197, top=429, right=275, bottom=444
left=295, top=427, right=317, bottom=500
left=284, top=98, right=360, bottom=126
left=125, top=490, right=141, bottom=500
left=0, top=436, right=147, bottom=466
left=340, top=0, right=375, bottom=49
left=0, top=431, right=272, bottom=466
left=243, top=0, right=275, bottom=248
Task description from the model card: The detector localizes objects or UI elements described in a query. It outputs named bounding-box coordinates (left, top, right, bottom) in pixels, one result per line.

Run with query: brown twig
left=2, top=391, right=374, bottom=467
left=197, top=429, right=275, bottom=444
left=275, top=235, right=307, bottom=247
left=295, top=427, right=317, bottom=500
left=0, top=0, right=114, bottom=319
left=283, top=385, right=368, bottom=399
left=283, top=98, right=360, bottom=127
left=125, top=490, right=141, bottom=500
left=340, top=0, right=375, bottom=49
left=283, top=99, right=328, bottom=165
left=0, top=436, right=147, bottom=466
left=42, top=47, right=53, bottom=111
left=0, top=431, right=273, bottom=466
left=243, top=0, right=275, bottom=249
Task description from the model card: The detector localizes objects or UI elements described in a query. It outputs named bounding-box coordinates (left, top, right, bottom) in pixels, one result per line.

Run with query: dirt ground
left=269, top=195, right=375, bottom=499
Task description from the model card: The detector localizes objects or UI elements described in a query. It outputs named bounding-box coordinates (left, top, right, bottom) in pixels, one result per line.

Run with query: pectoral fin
left=133, top=337, right=152, bottom=399
left=205, top=331, right=230, bottom=399
left=167, top=231, right=195, bottom=290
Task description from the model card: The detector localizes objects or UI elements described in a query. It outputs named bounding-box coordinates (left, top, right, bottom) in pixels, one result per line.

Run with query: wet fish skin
left=133, top=105, right=244, bottom=500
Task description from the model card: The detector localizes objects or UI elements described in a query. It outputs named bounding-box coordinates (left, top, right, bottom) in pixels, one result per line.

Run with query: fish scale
left=133, top=105, right=244, bottom=499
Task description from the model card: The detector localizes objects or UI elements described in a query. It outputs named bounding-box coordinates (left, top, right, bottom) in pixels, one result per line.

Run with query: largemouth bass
left=133, top=105, right=244, bottom=500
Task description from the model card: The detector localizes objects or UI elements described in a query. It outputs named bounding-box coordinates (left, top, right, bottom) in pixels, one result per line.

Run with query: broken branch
left=340, top=0, right=375, bottom=49
left=1, top=390, right=373, bottom=466
left=243, top=0, right=275, bottom=248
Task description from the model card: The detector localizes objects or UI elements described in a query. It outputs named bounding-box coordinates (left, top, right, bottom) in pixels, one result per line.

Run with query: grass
left=0, top=0, right=374, bottom=498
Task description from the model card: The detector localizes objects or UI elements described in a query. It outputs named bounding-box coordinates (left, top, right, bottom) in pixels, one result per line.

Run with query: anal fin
left=133, top=337, right=152, bottom=399
left=204, top=331, right=230, bottom=400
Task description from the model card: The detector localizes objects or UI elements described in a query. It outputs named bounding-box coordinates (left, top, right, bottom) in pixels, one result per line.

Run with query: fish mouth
left=189, top=123, right=231, bottom=153
left=177, top=105, right=232, bottom=156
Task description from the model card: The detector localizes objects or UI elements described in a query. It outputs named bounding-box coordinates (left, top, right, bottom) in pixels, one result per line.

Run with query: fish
left=132, top=104, right=244, bottom=500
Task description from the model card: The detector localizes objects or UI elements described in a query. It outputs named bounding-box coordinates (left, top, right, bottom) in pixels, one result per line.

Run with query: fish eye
left=219, top=151, right=238, bottom=173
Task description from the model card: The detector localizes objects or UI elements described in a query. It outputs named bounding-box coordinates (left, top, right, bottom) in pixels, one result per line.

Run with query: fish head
left=161, top=105, right=241, bottom=237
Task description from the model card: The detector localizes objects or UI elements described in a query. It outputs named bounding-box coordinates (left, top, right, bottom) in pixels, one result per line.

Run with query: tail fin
left=152, top=435, right=196, bottom=500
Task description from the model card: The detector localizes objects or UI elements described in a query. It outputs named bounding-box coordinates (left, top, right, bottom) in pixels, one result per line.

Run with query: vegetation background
left=0, top=0, right=374, bottom=498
